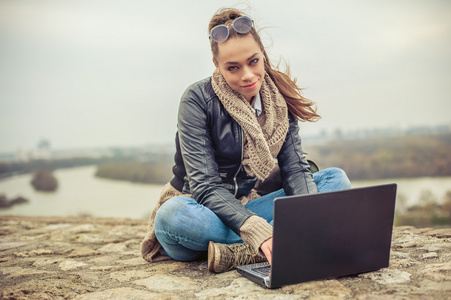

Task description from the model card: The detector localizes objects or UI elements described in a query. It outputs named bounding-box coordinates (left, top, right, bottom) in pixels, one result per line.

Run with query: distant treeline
left=305, top=132, right=451, bottom=180
left=95, top=155, right=173, bottom=185
left=95, top=133, right=451, bottom=185
left=0, top=157, right=122, bottom=180
left=4, top=133, right=450, bottom=184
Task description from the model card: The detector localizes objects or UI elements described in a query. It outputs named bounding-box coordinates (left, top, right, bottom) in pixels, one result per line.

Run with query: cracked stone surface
left=1, top=216, right=450, bottom=299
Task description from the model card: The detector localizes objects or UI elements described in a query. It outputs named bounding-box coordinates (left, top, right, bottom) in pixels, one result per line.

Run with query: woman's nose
left=241, top=66, right=253, bottom=81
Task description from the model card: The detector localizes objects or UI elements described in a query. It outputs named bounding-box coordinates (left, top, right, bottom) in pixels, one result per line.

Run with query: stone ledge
left=0, top=216, right=450, bottom=299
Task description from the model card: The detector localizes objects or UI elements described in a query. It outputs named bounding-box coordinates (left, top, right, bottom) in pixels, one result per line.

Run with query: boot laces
left=230, top=244, right=259, bottom=267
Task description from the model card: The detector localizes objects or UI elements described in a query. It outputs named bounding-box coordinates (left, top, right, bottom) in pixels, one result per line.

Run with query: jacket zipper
left=232, top=129, right=244, bottom=197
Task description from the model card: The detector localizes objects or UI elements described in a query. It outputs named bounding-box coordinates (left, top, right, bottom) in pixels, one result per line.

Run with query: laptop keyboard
left=253, top=265, right=271, bottom=277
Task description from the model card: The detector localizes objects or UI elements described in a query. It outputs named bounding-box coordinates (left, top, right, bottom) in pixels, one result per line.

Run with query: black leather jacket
left=169, top=77, right=317, bottom=235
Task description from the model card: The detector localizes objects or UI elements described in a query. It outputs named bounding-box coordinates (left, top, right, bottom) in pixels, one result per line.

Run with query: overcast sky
left=1, top=0, right=450, bottom=153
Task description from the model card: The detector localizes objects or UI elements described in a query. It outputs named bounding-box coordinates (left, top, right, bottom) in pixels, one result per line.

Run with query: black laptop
left=237, top=183, right=397, bottom=289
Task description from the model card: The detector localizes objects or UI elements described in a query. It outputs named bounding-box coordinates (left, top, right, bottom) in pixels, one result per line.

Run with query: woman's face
left=214, top=34, right=265, bottom=103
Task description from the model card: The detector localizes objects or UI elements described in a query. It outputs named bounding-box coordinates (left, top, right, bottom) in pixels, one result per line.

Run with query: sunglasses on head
left=209, top=16, right=254, bottom=43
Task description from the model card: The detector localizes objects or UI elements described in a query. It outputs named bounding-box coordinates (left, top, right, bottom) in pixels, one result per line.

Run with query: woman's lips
left=242, top=81, right=257, bottom=90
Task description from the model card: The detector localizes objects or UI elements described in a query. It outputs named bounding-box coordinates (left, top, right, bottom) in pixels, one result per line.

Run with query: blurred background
left=1, top=0, right=450, bottom=227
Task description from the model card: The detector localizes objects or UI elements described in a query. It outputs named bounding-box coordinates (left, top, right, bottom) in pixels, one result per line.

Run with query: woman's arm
left=277, top=114, right=318, bottom=195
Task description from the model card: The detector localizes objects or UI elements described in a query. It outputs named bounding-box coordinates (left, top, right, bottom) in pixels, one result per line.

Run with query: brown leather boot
left=207, top=241, right=267, bottom=273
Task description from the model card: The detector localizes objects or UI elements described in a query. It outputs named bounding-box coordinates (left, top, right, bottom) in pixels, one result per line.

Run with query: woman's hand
left=260, top=238, right=273, bottom=264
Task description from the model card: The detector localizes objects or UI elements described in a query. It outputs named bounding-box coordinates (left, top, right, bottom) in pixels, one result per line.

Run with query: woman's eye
left=227, top=66, right=238, bottom=72
left=250, top=58, right=259, bottom=65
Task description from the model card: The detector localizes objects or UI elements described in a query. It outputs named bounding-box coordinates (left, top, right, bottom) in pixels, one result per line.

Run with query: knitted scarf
left=211, top=70, right=289, bottom=180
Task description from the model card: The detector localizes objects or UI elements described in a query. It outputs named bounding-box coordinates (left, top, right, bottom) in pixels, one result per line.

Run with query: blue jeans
left=154, top=167, right=351, bottom=261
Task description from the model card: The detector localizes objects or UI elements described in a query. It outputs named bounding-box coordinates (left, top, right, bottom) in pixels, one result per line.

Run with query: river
left=1, top=165, right=450, bottom=219
left=0, top=166, right=162, bottom=220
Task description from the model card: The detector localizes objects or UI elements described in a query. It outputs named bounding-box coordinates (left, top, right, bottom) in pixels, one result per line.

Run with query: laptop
left=237, top=183, right=397, bottom=289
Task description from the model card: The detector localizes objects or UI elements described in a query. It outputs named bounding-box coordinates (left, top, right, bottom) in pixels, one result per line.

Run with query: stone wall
left=0, top=216, right=450, bottom=299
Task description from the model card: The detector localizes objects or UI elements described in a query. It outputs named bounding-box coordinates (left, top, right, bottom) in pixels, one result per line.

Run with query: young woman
left=141, top=8, right=351, bottom=273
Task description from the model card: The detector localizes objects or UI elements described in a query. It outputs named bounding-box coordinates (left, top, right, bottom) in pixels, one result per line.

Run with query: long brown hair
left=209, top=8, right=320, bottom=122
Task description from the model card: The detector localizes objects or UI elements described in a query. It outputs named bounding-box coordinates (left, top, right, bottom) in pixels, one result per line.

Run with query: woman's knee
left=155, top=196, right=236, bottom=247
left=314, top=167, right=352, bottom=192
left=328, top=167, right=352, bottom=190
left=154, top=196, right=193, bottom=231
left=155, top=196, right=221, bottom=236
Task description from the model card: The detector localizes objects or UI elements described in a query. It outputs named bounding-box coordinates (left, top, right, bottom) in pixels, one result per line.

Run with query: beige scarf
left=211, top=69, right=289, bottom=181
